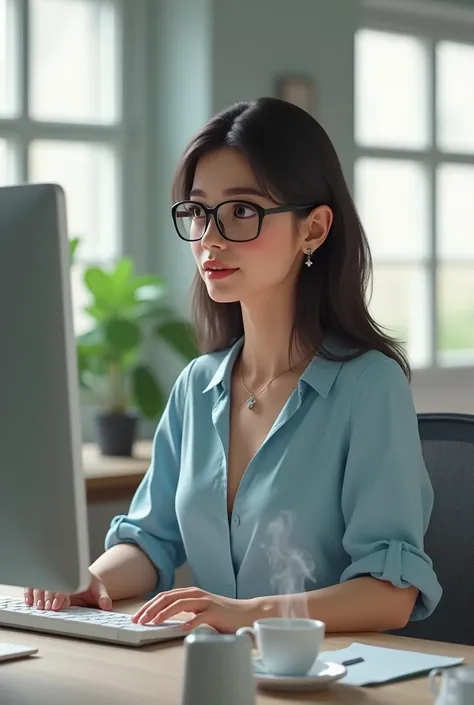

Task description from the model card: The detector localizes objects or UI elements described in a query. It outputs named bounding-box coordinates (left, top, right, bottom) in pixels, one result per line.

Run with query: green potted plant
left=70, top=239, right=198, bottom=456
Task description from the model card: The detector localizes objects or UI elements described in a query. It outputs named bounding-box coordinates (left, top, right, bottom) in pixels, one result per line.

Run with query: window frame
left=357, top=0, right=474, bottom=373
left=0, top=0, right=153, bottom=310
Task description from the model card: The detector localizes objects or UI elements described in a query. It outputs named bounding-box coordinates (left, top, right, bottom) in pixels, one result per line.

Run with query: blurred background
left=1, top=0, right=473, bottom=558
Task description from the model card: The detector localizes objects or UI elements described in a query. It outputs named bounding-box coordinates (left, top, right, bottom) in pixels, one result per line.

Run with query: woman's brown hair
left=172, top=97, right=410, bottom=378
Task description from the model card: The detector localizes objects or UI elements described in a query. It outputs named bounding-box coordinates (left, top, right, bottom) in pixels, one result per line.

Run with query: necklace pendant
left=246, top=395, right=256, bottom=410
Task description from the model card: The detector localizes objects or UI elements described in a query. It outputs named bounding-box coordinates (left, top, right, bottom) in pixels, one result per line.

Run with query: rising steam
left=264, top=511, right=316, bottom=619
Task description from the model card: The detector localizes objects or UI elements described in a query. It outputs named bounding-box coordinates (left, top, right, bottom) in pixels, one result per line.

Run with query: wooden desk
left=1, top=586, right=473, bottom=705
left=83, top=441, right=151, bottom=503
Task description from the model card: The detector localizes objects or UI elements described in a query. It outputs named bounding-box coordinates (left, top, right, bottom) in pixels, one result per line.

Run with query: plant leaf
left=85, top=304, right=107, bottom=321
left=77, top=339, right=107, bottom=379
left=84, top=267, right=115, bottom=300
left=131, top=364, right=166, bottom=419
left=112, top=258, right=134, bottom=289
left=77, top=341, right=105, bottom=386
left=69, top=238, right=80, bottom=264
left=105, top=318, right=141, bottom=354
left=156, top=320, right=199, bottom=361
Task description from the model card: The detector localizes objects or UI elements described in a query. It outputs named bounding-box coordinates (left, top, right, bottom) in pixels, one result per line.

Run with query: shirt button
left=232, top=515, right=241, bottom=527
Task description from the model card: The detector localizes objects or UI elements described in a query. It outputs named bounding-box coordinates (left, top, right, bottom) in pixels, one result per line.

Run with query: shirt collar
left=202, top=338, right=244, bottom=394
left=300, top=354, right=343, bottom=398
left=202, top=335, right=344, bottom=398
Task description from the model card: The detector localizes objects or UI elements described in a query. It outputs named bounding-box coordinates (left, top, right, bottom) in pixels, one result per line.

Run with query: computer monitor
left=0, top=183, right=90, bottom=592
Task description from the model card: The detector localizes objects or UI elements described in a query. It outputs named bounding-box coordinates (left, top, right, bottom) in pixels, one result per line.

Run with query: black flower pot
left=96, top=411, right=138, bottom=457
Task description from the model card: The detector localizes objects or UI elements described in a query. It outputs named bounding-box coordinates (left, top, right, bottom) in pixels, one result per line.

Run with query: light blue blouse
left=105, top=339, right=442, bottom=621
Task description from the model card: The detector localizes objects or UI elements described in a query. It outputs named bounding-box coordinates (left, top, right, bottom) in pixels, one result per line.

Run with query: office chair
left=392, top=413, right=474, bottom=645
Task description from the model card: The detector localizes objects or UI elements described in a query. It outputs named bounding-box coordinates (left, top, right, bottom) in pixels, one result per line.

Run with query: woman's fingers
left=132, top=587, right=205, bottom=623
left=33, top=588, right=45, bottom=609
left=24, top=588, right=70, bottom=611
left=44, top=591, right=55, bottom=610
left=149, top=598, right=209, bottom=625
left=91, top=579, right=112, bottom=611
left=51, top=593, right=69, bottom=611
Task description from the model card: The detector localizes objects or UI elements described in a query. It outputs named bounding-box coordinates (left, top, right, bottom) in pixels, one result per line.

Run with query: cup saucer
left=252, top=657, right=347, bottom=691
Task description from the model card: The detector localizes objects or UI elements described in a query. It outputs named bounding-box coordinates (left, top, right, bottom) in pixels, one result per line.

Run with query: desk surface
left=83, top=441, right=151, bottom=503
left=1, top=586, right=473, bottom=705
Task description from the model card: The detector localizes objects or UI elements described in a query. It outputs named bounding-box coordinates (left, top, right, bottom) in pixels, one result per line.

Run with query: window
left=0, top=0, right=125, bottom=333
left=355, top=11, right=474, bottom=368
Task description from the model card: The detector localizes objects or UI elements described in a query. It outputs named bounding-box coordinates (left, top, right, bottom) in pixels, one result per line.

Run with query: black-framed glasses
left=171, top=199, right=318, bottom=243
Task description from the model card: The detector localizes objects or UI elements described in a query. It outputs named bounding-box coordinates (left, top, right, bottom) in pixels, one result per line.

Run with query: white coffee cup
left=236, top=617, right=325, bottom=677
left=429, top=666, right=474, bottom=705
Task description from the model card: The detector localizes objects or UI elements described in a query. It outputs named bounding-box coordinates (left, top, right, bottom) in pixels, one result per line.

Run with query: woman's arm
left=90, top=544, right=159, bottom=601
left=129, top=577, right=418, bottom=633
left=332, top=355, right=442, bottom=625
left=256, top=577, right=418, bottom=632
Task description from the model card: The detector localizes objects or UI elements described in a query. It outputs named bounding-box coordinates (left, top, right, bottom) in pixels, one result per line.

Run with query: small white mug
left=429, top=666, right=474, bottom=705
left=236, top=617, right=325, bottom=677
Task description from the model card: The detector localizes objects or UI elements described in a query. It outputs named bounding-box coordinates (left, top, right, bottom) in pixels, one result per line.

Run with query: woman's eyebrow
left=189, top=186, right=267, bottom=198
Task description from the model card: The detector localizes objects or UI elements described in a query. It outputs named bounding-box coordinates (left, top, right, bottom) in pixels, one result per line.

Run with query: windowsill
left=83, top=440, right=151, bottom=504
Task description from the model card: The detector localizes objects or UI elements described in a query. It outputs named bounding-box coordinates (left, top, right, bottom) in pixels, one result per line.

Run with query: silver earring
left=305, top=248, right=313, bottom=268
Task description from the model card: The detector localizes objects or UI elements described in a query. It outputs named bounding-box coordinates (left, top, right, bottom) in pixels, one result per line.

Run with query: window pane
left=437, top=265, right=474, bottom=363
left=437, top=164, right=474, bottom=260
left=0, top=138, right=18, bottom=184
left=355, top=158, right=429, bottom=260
left=29, top=140, right=120, bottom=261
left=355, top=29, right=429, bottom=149
left=369, top=265, right=430, bottom=368
left=29, top=0, right=119, bottom=124
left=437, top=41, right=474, bottom=153
left=0, top=0, right=18, bottom=117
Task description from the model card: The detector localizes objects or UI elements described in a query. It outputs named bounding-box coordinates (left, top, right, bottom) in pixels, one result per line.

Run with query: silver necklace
left=239, top=353, right=310, bottom=410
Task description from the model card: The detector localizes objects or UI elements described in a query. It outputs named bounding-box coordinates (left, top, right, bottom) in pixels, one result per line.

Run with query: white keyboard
left=0, top=595, right=188, bottom=646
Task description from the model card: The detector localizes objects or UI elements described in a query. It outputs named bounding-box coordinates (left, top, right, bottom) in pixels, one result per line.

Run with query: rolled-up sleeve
left=340, top=356, right=442, bottom=621
left=104, top=361, right=195, bottom=595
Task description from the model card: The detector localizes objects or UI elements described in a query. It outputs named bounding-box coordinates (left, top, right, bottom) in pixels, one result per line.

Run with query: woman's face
left=189, top=148, right=330, bottom=305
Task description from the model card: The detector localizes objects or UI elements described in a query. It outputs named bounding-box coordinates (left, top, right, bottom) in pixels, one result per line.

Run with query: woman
left=26, top=98, right=441, bottom=633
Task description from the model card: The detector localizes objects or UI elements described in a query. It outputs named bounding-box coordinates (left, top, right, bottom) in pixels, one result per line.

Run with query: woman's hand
left=131, top=587, right=263, bottom=633
left=24, top=570, right=112, bottom=612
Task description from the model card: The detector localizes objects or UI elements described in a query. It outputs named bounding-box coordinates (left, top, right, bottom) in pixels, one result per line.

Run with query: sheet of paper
left=320, top=642, right=464, bottom=686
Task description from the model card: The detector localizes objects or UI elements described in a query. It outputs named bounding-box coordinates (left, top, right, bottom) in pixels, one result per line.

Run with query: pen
left=342, top=657, right=365, bottom=667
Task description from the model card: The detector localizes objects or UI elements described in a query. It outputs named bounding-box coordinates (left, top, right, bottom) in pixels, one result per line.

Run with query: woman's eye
left=233, top=204, right=256, bottom=218
left=187, top=204, right=205, bottom=218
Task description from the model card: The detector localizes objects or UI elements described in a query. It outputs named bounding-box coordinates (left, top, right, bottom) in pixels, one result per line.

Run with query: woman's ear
left=301, top=205, right=333, bottom=254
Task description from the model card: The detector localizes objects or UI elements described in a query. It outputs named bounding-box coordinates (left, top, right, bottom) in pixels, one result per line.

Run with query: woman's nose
left=201, top=214, right=226, bottom=250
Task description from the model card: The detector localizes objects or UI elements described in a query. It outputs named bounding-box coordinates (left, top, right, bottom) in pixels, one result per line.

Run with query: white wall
left=211, top=0, right=357, bottom=182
